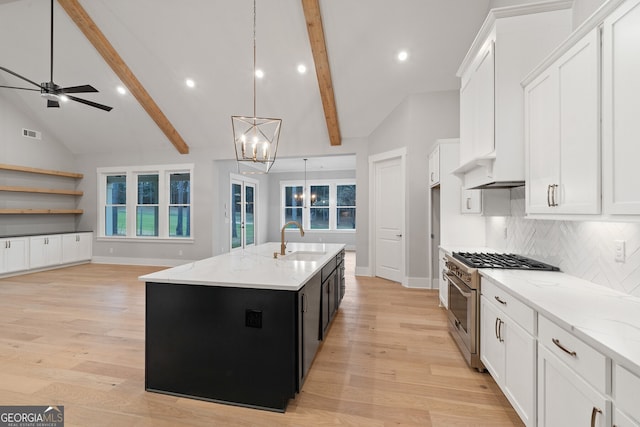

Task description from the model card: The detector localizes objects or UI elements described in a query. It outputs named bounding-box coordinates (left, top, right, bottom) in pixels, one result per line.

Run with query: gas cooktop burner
left=452, top=252, right=559, bottom=271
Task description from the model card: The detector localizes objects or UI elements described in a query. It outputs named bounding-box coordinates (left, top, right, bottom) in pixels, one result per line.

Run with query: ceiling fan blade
left=47, top=99, right=60, bottom=108
left=0, top=85, right=40, bottom=92
left=66, top=95, right=113, bottom=112
left=0, top=66, right=42, bottom=89
left=60, top=84, right=98, bottom=94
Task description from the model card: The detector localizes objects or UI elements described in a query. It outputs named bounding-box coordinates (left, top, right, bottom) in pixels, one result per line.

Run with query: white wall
left=367, top=90, right=459, bottom=282
left=0, top=92, right=79, bottom=236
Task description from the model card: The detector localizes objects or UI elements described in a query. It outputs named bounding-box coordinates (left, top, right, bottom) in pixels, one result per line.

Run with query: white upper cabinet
left=525, top=28, right=601, bottom=215
left=428, top=145, right=440, bottom=187
left=456, top=2, right=572, bottom=190
left=602, top=0, right=640, bottom=215
left=459, top=40, right=495, bottom=167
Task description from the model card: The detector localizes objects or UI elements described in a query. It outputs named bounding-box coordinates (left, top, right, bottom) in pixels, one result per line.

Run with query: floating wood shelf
left=0, top=163, right=83, bottom=179
left=0, top=209, right=83, bottom=215
left=0, top=185, right=83, bottom=196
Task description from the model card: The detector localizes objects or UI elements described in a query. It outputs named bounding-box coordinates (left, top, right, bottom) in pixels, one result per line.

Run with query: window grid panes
left=137, top=174, right=159, bottom=236
left=281, top=182, right=356, bottom=231
left=105, top=175, right=126, bottom=236
left=337, top=184, right=356, bottom=230
left=284, top=186, right=303, bottom=227
left=169, top=173, right=191, bottom=237
left=310, top=185, right=330, bottom=229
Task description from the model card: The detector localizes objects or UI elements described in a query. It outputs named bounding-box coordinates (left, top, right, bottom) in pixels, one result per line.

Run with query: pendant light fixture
left=231, top=0, right=282, bottom=174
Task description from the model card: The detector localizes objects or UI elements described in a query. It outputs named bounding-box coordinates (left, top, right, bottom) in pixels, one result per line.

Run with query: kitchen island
left=139, top=242, right=345, bottom=412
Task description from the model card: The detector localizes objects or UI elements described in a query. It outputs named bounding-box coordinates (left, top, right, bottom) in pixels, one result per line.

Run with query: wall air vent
left=22, top=128, right=42, bottom=140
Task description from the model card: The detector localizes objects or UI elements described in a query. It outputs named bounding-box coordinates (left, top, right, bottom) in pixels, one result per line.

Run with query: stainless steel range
left=444, top=252, right=558, bottom=371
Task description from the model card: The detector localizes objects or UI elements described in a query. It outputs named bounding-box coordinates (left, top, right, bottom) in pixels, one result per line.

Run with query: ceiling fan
left=0, top=0, right=112, bottom=112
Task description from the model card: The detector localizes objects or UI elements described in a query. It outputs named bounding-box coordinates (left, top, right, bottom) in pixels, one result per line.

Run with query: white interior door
left=372, top=154, right=404, bottom=283
left=231, top=178, right=257, bottom=250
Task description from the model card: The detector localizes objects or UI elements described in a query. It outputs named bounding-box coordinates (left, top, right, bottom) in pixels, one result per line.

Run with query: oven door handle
left=445, top=273, right=473, bottom=298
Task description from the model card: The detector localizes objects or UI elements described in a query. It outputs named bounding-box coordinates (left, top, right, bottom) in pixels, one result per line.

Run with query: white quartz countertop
left=480, top=268, right=640, bottom=377
left=139, top=242, right=345, bottom=291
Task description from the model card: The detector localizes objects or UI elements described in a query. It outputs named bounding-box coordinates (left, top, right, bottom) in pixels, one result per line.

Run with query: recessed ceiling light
left=116, top=86, right=126, bottom=95
left=297, top=64, right=307, bottom=74
left=397, top=50, right=409, bottom=62
left=255, top=69, right=264, bottom=79
left=185, top=78, right=195, bottom=88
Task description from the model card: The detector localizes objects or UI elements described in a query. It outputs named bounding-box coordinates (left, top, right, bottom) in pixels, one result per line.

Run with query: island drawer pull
left=552, top=338, right=577, bottom=357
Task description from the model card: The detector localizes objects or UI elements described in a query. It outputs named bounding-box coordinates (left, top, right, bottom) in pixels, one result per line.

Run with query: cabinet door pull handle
left=590, top=407, right=602, bottom=427
left=547, top=184, right=552, bottom=207
left=498, top=319, right=504, bottom=342
left=466, top=197, right=471, bottom=210
left=551, top=184, right=559, bottom=207
left=495, top=317, right=500, bottom=340
left=431, top=172, right=434, bottom=182
left=552, top=338, right=577, bottom=357
left=494, top=296, right=507, bottom=305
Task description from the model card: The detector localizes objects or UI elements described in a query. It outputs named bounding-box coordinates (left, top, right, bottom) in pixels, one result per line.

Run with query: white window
left=98, top=164, right=193, bottom=240
left=281, top=180, right=356, bottom=231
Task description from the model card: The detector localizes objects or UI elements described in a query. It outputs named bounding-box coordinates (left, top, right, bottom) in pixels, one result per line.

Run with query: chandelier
left=231, top=0, right=282, bottom=174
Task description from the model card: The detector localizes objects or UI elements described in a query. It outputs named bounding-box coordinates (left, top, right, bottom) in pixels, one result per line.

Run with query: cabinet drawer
left=538, top=315, right=608, bottom=393
left=481, top=278, right=535, bottom=334
left=615, top=364, right=640, bottom=423
left=321, top=257, right=337, bottom=282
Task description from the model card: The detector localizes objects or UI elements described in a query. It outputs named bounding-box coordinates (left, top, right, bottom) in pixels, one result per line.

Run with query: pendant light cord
left=253, top=0, right=257, bottom=119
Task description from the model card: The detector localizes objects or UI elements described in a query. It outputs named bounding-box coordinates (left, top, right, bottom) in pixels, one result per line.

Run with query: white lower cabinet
left=538, top=344, right=609, bottom=427
left=29, top=235, right=62, bottom=269
left=0, top=237, right=29, bottom=274
left=481, top=279, right=536, bottom=426
left=62, top=232, right=93, bottom=264
left=438, top=249, right=447, bottom=308
left=614, top=364, right=640, bottom=426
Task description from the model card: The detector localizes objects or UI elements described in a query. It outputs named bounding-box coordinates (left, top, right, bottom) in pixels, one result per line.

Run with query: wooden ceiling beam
left=301, top=0, right=341, bottom=146
left=57, top=0, right=189, bottom=154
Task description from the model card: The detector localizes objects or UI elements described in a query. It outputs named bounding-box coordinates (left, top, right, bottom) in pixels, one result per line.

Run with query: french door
left=231, top=177, right=257, bottom=250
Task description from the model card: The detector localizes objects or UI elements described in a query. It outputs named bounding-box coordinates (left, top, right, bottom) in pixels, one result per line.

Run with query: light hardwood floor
left=0, top=253, right=523, bottom=426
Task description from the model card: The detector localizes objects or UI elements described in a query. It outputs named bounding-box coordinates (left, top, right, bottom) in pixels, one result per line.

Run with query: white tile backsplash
left=486, top=187, right=640, bottom=296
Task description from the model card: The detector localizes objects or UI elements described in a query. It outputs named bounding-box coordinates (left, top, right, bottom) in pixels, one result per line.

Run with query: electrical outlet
left=245, top=309, right=262, bottom=328
left=109, top=247, right=114, bottom=254
left=614, top=240, right=626, bottom=263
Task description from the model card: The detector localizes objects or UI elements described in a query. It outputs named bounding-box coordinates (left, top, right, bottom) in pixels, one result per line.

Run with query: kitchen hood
left=452, top=151, right=525, bottom=190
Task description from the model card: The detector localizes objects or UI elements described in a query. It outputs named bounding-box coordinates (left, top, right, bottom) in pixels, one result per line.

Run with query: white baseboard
left=354, top=266, right=371, bottom=276
left=91, top=256, right=195, bottom=267
left=404, top=276, right=431, bottom=289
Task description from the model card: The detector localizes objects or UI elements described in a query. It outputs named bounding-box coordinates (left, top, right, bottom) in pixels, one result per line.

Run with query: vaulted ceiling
left=0, top=0, right=494, bottom=158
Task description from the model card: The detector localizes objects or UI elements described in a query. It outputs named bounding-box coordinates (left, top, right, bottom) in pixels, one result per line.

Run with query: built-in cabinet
left=455, top=2, right=572, bottom=190
left=428, top=145, right=440, bottom=187
left=0, top=237, right=29, bottom=274
left=0, top=232, right=92, bottom=277
left=61, top=233, right=93, bottom=264
left=523, top=0, right=640, bottom=220
left=438, top=249, right=447, bottom=307
left=614, top=364, right=640, bottom=426
left=481, top=273, right=640, bottom=427
left=602, top=0, right=640, bottom=216
left=525, top=28, right=600, bottom=215
left=459, top=40, right=495, bottom=167
left=481, top=278, right=536, bottom=426
left=537, top=314, right=610, bottom=426
left=29, top=234, right=62, bottom=270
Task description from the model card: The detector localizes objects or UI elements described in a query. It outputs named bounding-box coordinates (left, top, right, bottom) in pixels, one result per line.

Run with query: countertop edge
left=479, top=269, right=640, bottom=378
